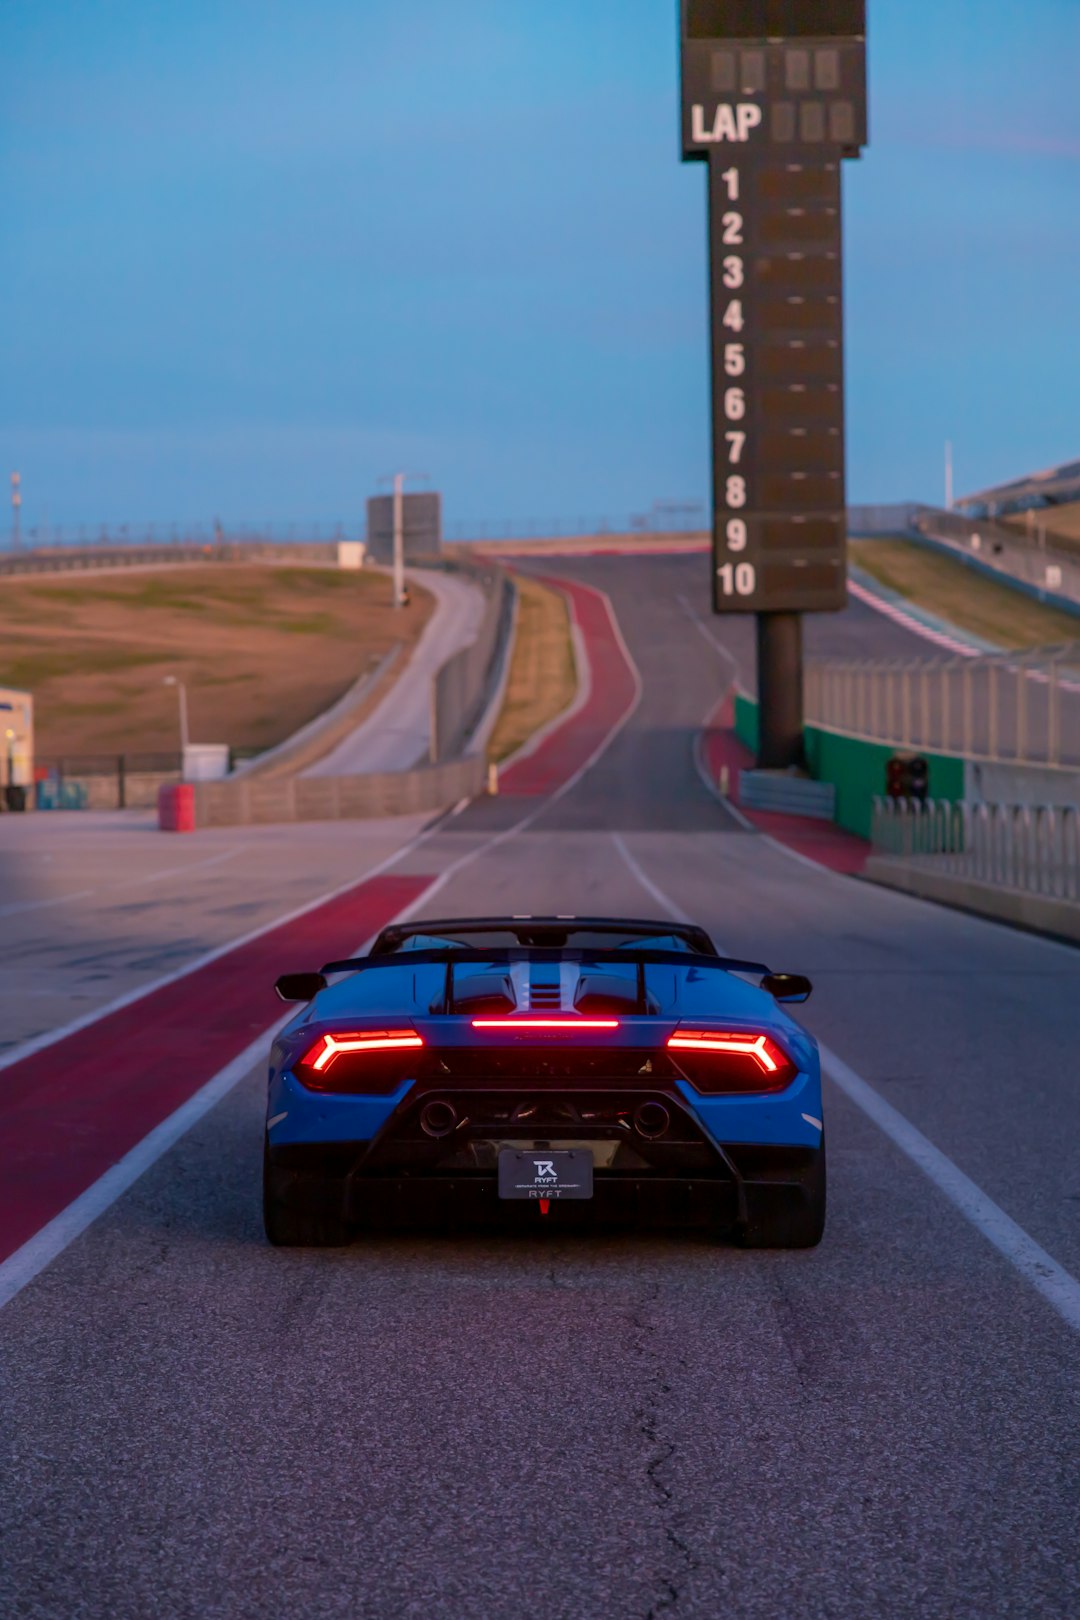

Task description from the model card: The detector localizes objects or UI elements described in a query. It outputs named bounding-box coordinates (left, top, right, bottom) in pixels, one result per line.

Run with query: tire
left=738, top=1137, right=827, bottom=1250
left=262, top=1138, right=352, bottom=1247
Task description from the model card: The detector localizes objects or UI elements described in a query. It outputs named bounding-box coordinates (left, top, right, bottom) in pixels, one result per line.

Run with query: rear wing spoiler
left=275, top=950, right=811, bottom=1006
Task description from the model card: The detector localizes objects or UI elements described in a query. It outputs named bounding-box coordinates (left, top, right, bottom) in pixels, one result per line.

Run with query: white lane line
left=610, top=833, right=1080, bottom=1340
left=676, top=593, right=742, bottom=679
left=821, top=1046, right=1080, bottom=1335
left=690, top=689, right=758, bottom=831
left=0, top=889, right=97, bottom=920
left=611, top=833, right=692, bottom=924
left=0, top=580, right=645, bottom=1309
left=119, top=848, right=240, bottom=888
left=0, top=1025, right=284, bottom=1312
left=0, top=828, right=434, bottom=1076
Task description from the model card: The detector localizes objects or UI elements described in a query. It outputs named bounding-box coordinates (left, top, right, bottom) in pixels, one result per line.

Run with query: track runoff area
left=2, top=550, right=1079, bottom=1618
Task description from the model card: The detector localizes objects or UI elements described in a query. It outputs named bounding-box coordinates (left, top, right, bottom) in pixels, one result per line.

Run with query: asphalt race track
left=3, top=555, right=1080, bottom=1619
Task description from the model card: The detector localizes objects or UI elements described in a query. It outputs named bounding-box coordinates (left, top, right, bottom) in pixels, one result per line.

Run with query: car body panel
left=263, top=919, right=827, bottom=1244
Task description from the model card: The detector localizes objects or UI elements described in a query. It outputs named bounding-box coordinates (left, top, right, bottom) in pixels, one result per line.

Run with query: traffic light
left=886, top=755, right=930, bottom=801
left=908, top=757, right=929, bottom=802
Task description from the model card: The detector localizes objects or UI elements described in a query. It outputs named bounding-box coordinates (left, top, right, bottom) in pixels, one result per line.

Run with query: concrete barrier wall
left=233, top=646, right=401, bottom=781
left=430, top=566, right=514, bottom=762
left=41, top=769, right=180, bottom=811
left=966, top=758, right=1080, bottom=808
left=865, top=854, right=1080, bottom=943
left=192, top=755, right=485, bottom=827
left=732, top=693, right=964, bottom=839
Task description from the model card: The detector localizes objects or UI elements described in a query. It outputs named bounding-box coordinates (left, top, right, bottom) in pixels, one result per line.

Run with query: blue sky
left=1, top=0, right=1078, bottom=532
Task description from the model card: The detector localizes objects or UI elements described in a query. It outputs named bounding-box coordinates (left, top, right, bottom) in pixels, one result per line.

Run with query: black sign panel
left=680, top=1, right=866, bottom=614
left=366, top=492, right=442, bottom=564
left=686, top=1, right=866, bottom=37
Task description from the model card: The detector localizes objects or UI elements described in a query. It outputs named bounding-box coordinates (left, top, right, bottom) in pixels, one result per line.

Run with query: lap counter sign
left=679, top=0, right=868, bottom=768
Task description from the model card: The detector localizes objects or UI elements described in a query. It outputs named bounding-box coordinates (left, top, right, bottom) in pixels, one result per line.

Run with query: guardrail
left=3, top=511, right=709, bottom=555
left=871, top=796, right=1080, bottom=902
left=190, top=755, right=487, bottom=828
left=430, top=563, right=514, bottom=763
left=806, top=644, right=1080, bottom=769
left=913, top=509, right=1080, bottom=608
left=0, top=540, right=341, bottom=577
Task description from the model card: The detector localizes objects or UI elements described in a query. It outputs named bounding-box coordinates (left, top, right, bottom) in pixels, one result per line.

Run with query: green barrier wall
left=734, top=691, right=759, bottom=754
left=733, top=694, right=966, bottom=840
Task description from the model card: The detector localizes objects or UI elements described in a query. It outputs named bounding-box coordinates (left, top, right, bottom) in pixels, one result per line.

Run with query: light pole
left=392, top=472, right=405, bottom=608
left=944, top=442, right=954, bottom=511
left=10, top=472, right=21, bottom=550
left=162, top=676, right=190, bottom=752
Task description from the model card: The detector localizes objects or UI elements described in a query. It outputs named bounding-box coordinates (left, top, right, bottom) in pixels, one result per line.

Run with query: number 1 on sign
left=721, top=167, right=739, bottom=201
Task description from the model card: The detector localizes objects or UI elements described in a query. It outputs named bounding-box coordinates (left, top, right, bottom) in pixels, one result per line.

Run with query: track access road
left=2, top=553, right=1080, bottom=1620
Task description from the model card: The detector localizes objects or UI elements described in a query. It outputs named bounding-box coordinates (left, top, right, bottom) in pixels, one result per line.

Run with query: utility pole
left=10, top=472, right=21, bottom=550
left=162, top=676, right=190, bottom=753
left=945, top=442, right=954, bottom=511
left=392, top=472, right=405, bottom=608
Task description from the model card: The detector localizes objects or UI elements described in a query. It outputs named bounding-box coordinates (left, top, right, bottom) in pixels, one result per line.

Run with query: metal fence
left=0, top=540, right=341, bottom=577
left=34, top=752, right=184, bottom=811
left=914, top=509, right=1080, bottom=604
left=3, top=508, right=708, bottom=555
left=871, top=796, right=1080, bottom=903
left=805, top=643, right=1080, bottom=768
left=430, top=564, right=514, bottom=763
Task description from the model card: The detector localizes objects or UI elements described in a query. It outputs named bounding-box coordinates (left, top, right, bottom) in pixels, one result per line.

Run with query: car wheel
left=738, top=1136, right=827, bottom=1250
left=262, top=1137, right=351, bottom=1247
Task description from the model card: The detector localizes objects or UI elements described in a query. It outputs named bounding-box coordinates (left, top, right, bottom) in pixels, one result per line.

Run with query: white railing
left=871, top=797, right=1080, bottom=903
left=806, top=644, right=1080, bottom=768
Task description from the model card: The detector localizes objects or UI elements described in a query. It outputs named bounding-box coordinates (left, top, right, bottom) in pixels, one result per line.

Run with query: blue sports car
left=264, top=916, right=825, bottom=1248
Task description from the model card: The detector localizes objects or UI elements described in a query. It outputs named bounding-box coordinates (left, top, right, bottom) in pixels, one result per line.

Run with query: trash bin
left=4, top=784, right=27, bottom=812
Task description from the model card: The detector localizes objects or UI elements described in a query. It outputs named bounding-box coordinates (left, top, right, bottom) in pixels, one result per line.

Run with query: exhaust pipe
left=635, top=1101, right=670, bottom=1140
left=420, top=1099, right=458, bottom=1139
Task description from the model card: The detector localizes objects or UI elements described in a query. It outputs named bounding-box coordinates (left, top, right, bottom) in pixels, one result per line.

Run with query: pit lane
left=2, top=553, right=1079, bottom=1620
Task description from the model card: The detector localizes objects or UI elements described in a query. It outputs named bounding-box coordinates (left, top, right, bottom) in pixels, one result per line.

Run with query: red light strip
left=309, top=1030, right=424, bottom=1073
left=471, top=1017, right=620, bottom=1031
left=667, top=1031, right=779, bottom=1073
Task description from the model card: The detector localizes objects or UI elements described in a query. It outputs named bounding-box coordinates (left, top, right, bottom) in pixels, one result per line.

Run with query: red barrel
left=157, top=783, right=196, bottom=832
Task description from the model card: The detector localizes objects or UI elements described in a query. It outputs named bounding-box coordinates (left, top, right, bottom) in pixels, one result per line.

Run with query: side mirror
left=761, top=972, right=812, bottom=1004
left=275, top=971, right=328, bottom=1004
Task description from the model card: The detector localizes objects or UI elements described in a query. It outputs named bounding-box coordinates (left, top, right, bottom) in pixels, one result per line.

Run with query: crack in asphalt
left=627, top=1280, right=703, bottom=1619
left=770, top=1273, right=814, bottom=1398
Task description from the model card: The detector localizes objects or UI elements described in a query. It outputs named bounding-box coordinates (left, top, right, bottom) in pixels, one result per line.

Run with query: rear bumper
left=267, top=1064, right=824, bottom=1152
left=266, top=1139, right=822, bottom=1232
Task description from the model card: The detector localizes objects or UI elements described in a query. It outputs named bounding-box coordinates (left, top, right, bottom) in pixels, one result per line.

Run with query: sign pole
left=392, top=472, right=405, bottom=609
left=756, top=611, right=804, bottom=767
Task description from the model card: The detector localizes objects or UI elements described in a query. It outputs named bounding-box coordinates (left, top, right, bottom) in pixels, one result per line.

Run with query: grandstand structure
left=958, top=456, right=1080, bottom=543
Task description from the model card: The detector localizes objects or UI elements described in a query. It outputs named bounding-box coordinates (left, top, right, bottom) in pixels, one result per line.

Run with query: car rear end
left=264, top=946, right=826, bottom=1247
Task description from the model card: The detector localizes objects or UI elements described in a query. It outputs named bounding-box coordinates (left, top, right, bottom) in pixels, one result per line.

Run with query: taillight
left=471, top=1017, right=620, bottom=1032
left=295, top=1029, right=424, bottom=1093
left=666, top=1030, right=796, bottom=1093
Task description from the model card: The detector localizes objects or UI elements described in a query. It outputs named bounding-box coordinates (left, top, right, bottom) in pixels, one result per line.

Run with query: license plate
left=497, top=1148, right=594, bottom=1200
